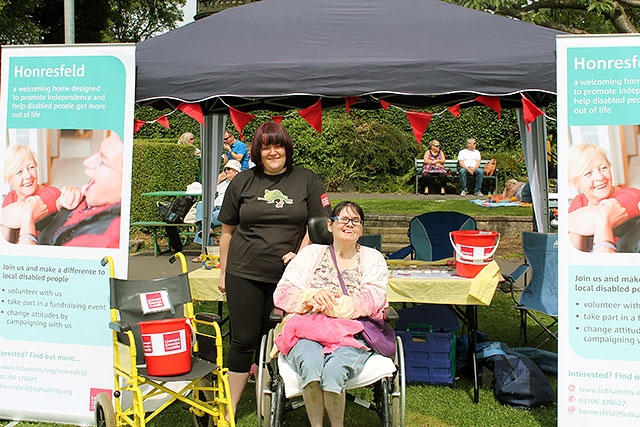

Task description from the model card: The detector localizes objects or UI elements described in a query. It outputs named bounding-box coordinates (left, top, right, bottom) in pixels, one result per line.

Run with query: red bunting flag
left=447, top=104, right=461, bottom=118
left=345, top=96, right=359, bottom=114
left=380, top=99, right=391, bottom=110
left=406, top=111, right=433, bottom=149
left=271, top=116, right=284, bottom=124
left=134, top=119, right=145, bottom=134
left=177, top=102, right=204, bottom=124
left=156, top=115, right=170, bottom=129
left=522, top=95, right=545, bottom=131
left=475, top=95, right=501, bottom=119
left=229, top=107, right=256, bottom=137
left=298, top=99, right=323, bottom=133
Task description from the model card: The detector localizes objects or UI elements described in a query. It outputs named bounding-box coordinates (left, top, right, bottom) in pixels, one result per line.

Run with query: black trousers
left=225, top=273, right=277, bottom=372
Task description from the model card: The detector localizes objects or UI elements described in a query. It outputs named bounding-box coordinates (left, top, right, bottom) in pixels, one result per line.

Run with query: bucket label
left=456, top=245, right=494, bottom=264
left=141, top=329, right=187, bottom=356
left=139, top=290, right=172, bottom=314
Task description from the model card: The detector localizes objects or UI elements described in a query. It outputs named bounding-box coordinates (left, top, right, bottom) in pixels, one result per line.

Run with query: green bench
left=130, top=221, right=196, bottom=256
left=414, top=158, right=498, bottom=195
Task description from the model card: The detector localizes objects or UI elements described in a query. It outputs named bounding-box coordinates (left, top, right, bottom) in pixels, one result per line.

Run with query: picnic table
left=131, top=191, right=201, bottom=256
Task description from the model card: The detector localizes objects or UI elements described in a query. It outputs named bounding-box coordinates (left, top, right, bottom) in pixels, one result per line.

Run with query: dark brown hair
left=250, top=121, right=294, bottom=171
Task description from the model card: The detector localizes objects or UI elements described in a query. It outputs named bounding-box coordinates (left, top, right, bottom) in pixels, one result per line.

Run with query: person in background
left=568, top=143, right=640, bottom=253
left=418, top=139, right=447, bottom=195
left=273, top=201, right=388, bottom=427
left=502, top=179, right=525, bottom=201
left=218, top=130, right=249, bottom=184
left=178, top=132, right=201, bottom=157
left=457, top=138, right=484, bottom=197
left=217, top=121, right=331, bottom=418
left=223, top=130, right=249, bottom=170
left=191, top=159, right=242, bottom=262
left=17, top=132, right=123, bottom=248
left=2, top=145, right=62, bottom=243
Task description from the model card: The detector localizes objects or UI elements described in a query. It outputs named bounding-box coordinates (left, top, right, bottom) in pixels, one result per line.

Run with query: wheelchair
left=94, top=253, right=234, bottom=427
left=256, top=309, right=406, bottom=427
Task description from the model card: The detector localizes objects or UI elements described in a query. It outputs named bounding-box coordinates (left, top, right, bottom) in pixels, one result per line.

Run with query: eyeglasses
left=433, top=144, right=440, bottom=147
left=224, top=136, right=232, bottom=141
left=224, top=167, right=235, bottom=172
left=331, top=216, right=363, bottom=226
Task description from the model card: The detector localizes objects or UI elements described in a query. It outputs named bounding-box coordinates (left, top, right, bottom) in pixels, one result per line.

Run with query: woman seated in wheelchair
left=273, top=201, right=389, bottom=427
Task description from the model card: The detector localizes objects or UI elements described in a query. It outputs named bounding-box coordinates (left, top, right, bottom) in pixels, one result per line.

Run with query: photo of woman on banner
left=16, top=131, right=123, bottom=248
left=567, top=143, right=640, bottom=253
left=2, top=145, right=62, bottom=243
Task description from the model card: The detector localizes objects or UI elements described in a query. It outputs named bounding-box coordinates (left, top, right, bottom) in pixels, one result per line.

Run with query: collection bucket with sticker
left=449, top=230, right=500, bottom=278
left=138, top=318, right=192, bottom=376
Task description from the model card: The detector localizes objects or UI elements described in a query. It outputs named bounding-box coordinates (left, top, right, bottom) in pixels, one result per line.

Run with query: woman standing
left=217, top=121, right=331, bottom=417
left=419, top=139, right=447, bottom=195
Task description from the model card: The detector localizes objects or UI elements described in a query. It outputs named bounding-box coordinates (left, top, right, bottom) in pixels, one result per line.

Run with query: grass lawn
left=1, top=291, right=557, bottom=427
left=2, top=197, right=553, bottom=427
left=330, top=197, right=534, bottom=217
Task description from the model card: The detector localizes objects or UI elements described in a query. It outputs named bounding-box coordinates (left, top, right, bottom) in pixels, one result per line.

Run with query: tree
left=448, top=0, right=640, bottom=33
left=104, top=0, right=186, bottom=42
left=0, top=0, right=186, bottom=45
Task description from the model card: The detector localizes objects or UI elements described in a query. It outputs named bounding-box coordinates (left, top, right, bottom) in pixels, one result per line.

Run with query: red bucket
left=138, top=318, right=192, bottom=376
left=450, top=230, right=500, bottom=278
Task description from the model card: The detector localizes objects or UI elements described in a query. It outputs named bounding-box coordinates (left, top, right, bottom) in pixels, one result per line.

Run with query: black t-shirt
left=218, top=166, right=331, bottom=283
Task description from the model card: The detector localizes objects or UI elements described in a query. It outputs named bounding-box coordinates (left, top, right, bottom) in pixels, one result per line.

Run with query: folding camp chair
left=387, top=211, right=476, bottom=261
left=503, top=231, right=558, bottom=347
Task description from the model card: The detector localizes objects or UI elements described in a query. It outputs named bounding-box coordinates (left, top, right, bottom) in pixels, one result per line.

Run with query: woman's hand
left=217, top=273, right=226, bottom=293
left=307, top=288, right=339, bottom=313
left=282, top=252, right=296, bottom=265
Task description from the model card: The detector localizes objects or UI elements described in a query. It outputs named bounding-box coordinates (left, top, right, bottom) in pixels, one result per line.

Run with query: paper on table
left=468, top=260, right=501, bottom=305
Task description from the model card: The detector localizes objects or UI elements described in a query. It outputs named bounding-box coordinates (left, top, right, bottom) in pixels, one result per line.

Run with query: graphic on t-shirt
left=258, top=189, right=293, bottom=208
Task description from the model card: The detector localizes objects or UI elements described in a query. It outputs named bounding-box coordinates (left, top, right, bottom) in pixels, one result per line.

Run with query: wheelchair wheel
left=94, top=392, right=115, bottom=427
left=377, top=377, right=392, bottom=427
left=269, top=379, right=286, bottom=427
left=257, top=329, right=275, bottom=427
left=192, top=378, right=214, bottom=427
left=394, top=335, right=406, bottom=427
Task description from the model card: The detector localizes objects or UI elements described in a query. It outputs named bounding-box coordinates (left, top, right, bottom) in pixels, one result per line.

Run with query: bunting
left=475, top=95, right=501, bottom=119
left=156, top=115, right=170, bottom=129
left=134, top=119, right=145, bottom=134
left=229, top=106, right=256, bottom=139
left=298, top=98, right=323, bottom=132
left=177, top=102, right=204, bottom=124
left=522, top=94, right=545, bottom=131
left=345, top=96, right=359, bottom=114
left=406, top=111, right=433, bottom=149
left=447, top=104, right=461, bottom=118
left=133, top=94, right=550, bottom=150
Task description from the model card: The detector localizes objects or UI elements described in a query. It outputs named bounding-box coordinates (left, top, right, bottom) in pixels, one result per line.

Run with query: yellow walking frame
left=95, top=253, right=234, bottom=427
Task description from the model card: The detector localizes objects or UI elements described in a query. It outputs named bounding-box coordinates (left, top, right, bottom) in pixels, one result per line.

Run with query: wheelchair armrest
left=270, top=307, right=285, bottom=323
left=109, top=321, right=131, bottom=333
left=195, top=312, right=221, bottom=323
left=384, top=306, right=399, bottom=322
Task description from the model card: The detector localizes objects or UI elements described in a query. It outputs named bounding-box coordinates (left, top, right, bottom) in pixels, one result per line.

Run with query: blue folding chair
left=503, top=231, right=558, bottom=347
left=388, top=211, right=476, bottom=261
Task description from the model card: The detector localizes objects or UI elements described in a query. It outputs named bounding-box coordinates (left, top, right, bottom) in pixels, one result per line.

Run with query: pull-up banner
left=558, top=35, right=640, bottom=426
left=0, top=44, right=135, bottom=425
